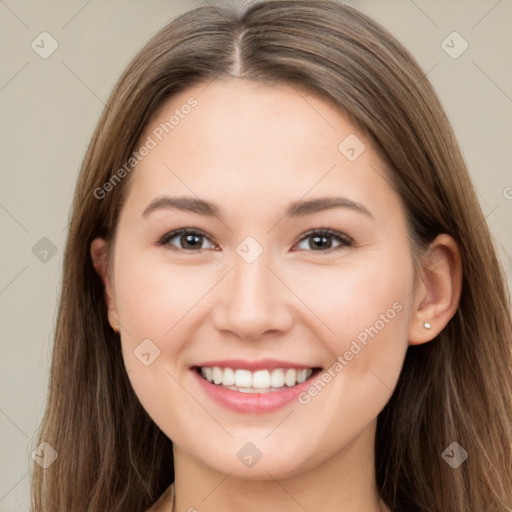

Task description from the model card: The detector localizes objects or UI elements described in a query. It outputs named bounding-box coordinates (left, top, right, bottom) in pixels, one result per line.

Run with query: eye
left=293, top=229, right=353, bottom=254
left=157, top=228, right=353, bottom=254
left=157, top=229, right=217, bottom=252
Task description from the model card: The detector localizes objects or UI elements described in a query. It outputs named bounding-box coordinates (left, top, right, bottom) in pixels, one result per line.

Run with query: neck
left=171, top=420, right=391, bottom=512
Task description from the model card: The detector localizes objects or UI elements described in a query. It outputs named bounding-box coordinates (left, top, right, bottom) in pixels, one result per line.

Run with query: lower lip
left=191, top=368, right=321, bottom=413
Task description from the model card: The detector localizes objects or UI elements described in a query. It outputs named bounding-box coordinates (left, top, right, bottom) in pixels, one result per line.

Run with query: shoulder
left=144, top=483, right=174, bottom=512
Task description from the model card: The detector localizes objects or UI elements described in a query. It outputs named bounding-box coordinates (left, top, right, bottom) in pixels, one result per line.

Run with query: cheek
left=309, top=253, right=413, bottom=387
left=113, top=257, right=206, bottom=435
left=113, top=255, right=222, bottom=415
left=290, top=263, right=412, bottom=450
left=114, top=256, right=212, bottom=340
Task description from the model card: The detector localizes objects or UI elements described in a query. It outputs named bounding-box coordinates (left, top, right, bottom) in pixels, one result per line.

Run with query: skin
left=91, top=78, right=462, bottom=512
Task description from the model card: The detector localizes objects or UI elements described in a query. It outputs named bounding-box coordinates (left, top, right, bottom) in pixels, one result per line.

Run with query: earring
left=423, top=322, right=431, bottom=329
left=112, top=323, right=120, bottom=333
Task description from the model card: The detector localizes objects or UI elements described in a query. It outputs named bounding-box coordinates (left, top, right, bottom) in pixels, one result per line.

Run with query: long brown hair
left=31, top=1, right=512, bottom=511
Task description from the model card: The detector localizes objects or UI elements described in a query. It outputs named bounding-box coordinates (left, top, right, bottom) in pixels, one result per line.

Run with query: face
left=93, top=78, right=419, bottom=479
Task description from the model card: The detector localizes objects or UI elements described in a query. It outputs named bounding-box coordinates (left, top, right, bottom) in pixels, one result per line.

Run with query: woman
left=30, top=1, right=512, bottom=511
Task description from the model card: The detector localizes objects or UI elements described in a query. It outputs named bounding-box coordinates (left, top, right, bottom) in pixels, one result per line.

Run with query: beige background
left=1, top=0, right=511, bottom=510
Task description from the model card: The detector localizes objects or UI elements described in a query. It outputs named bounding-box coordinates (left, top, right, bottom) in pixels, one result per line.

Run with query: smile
left=196, top=366, right=317, bottom=393
left=191, top=361, right=323, bottom=413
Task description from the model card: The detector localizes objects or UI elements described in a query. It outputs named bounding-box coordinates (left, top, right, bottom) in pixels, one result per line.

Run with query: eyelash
left=156, top=228, right=353, bottom=255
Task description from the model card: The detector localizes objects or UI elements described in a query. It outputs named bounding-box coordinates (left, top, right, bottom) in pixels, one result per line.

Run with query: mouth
left=192, top=365, right=323, bottom=394
left=190, top=360, right=324, bottom=413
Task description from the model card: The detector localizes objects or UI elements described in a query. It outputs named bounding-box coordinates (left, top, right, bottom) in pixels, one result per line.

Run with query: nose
left=212, top=252, right=294, bottom=341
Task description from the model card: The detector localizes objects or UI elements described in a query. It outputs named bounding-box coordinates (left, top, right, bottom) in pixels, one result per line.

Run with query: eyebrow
left=141, top=195, right=374, bottom=219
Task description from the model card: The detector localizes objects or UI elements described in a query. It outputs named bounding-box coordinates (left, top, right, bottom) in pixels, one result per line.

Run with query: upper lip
left=192, top=359, right=321, bottom=371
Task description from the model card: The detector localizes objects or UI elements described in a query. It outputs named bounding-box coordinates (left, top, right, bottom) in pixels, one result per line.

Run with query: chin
left=193, top=442, right=317, bottom=481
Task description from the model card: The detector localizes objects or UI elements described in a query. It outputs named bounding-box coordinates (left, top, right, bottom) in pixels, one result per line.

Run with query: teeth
left=203, top=367, right=213, bottom=382
left=284, top=369, right=296, bottom=387
left=199, top=366, right=314, bottom=391
left=222, top=367, right=235, bottom=386
left=212, top=367, right=223, bottom=385
left=252, top=370, right=270, bottom=388
left=297, top=369, right=309, bottom=383
left=235, top=369, right=252, bottom=388
left=270, top=369, right=285, bottom=388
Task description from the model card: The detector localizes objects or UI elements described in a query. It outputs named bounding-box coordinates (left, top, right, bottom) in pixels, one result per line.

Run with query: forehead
left=124, top=78, right=398, bottom=220
left=144, top=78, right=357, bottom=155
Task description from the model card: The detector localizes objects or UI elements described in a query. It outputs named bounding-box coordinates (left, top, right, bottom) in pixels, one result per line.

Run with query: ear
left=90, top=237, right=119, bottom=333
left=408, top=234, right=463, bottom=345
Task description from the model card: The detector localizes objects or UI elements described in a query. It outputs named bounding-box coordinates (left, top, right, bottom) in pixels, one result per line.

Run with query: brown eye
left=294, top=229, right=352, bottom=254
left=157, top=228, right=352, bottom=255
left=158, top=229, right=216, bottom=251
